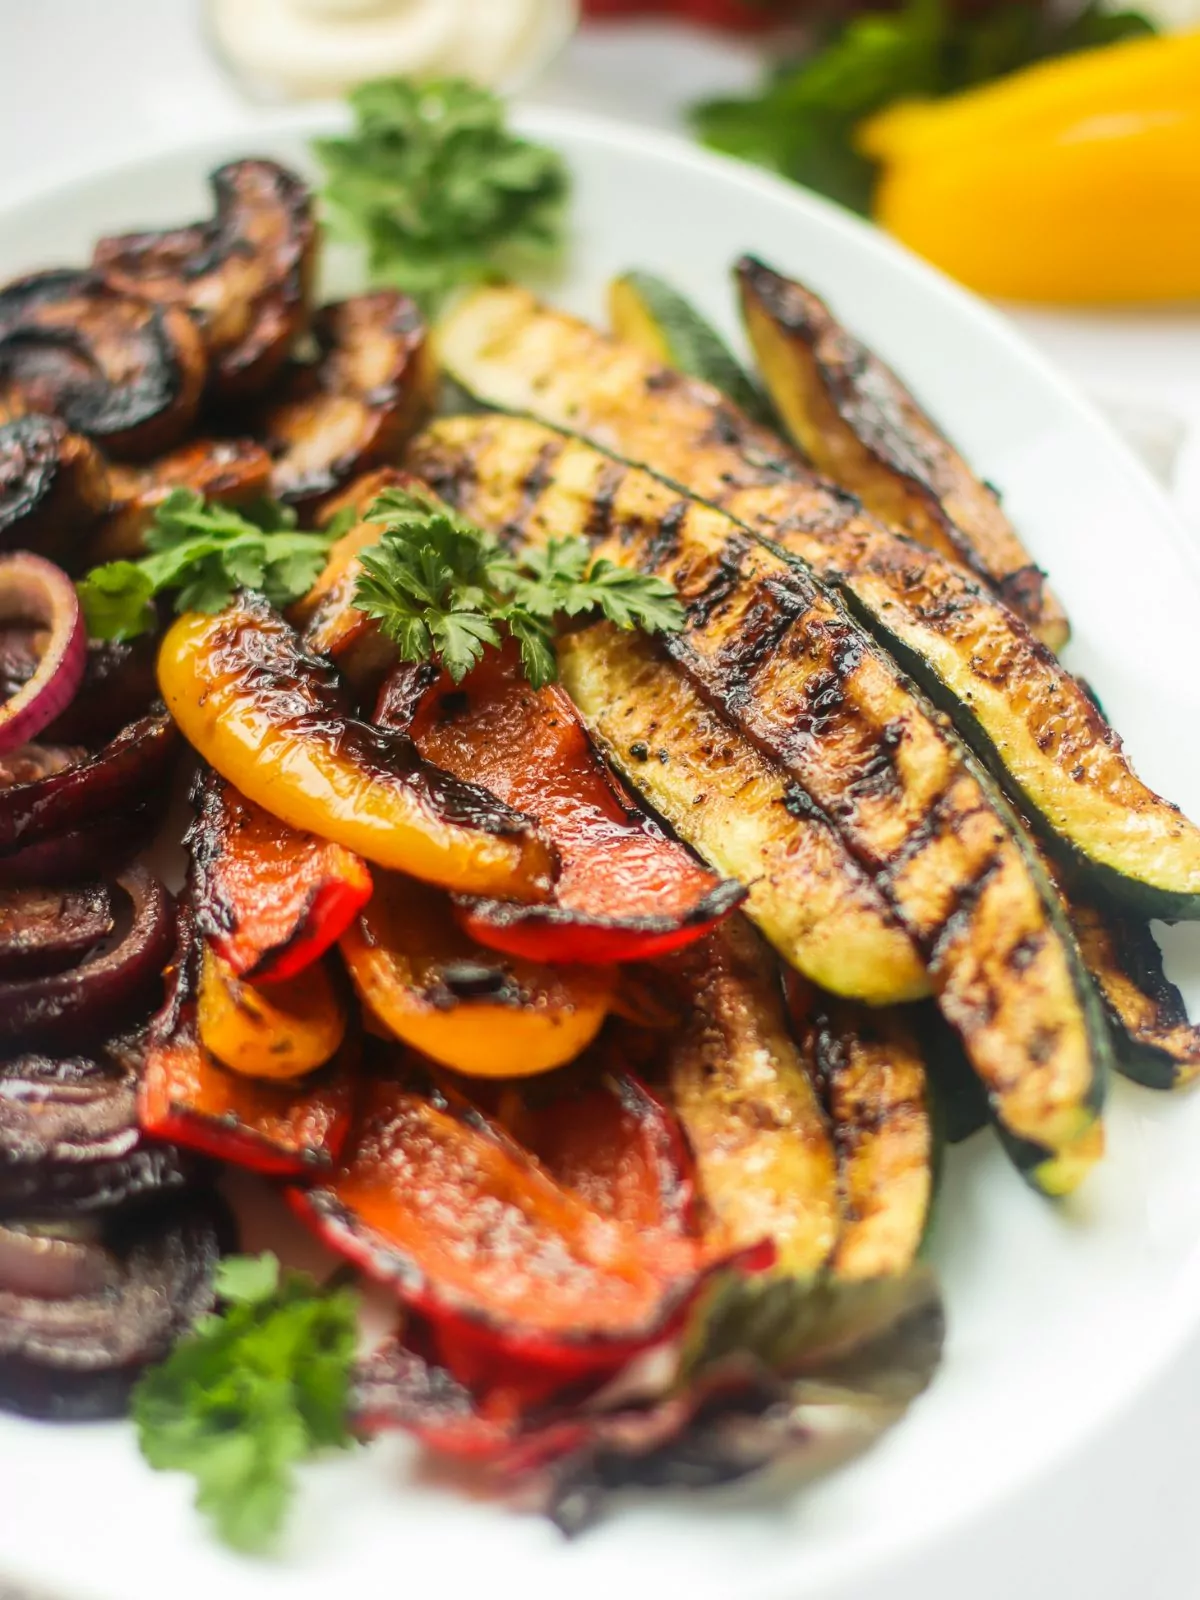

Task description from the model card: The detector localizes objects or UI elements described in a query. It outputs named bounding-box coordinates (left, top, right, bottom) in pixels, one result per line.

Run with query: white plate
left=1, top=108, right=1199, bottom=1600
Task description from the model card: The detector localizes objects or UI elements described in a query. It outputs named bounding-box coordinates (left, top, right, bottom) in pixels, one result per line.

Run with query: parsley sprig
left=352, top=486, right=686, bottom=688
left=314, top=78, right=570, bottom=312
left=133, top=1253, right=360, bottom=1555
left=77, top=491, right=342, bottom=642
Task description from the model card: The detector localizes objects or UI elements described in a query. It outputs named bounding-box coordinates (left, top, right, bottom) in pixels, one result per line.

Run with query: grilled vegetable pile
left=2, top=92, right=1198, bottom=1556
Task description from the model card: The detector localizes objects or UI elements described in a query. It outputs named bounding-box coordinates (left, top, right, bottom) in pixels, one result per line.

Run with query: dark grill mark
left=643, top=499, right=689, bottom=570
left=516, top=437, right=565, bottom=523
left=710, top=583, right=803, bottom=708
left=585, top=460, right=626, bottom=544
left=928, top=854, right=1006, bottom=981
left=682, top=541, right=748, bottom=629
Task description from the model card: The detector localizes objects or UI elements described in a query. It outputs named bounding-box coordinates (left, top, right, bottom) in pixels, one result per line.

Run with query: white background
left=1, top=4, right=1199, bottom=1597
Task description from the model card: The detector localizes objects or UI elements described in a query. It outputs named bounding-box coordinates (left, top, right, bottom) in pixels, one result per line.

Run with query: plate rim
left=1, top=102, right=1199, bottom=1600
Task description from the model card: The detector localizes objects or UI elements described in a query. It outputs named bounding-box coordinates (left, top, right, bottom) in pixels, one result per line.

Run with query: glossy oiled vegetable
left=785, top=976, right=935, bottom=1279
left=197, top=944, right=346, bottom=1082
left=499, top=1064, right=696, bottom=1236
left=0, top=271, right=208, bottom=461
left=188, top=771, right=372, bottom=984
left=339, top=873, right=613, bottom=1079
left=736, top=256, right=1067, bottom=648
left=289, top=1066, right=724, bottom=1391
left=409, top=414, right=1111, bottom=1195
left=435, top=288, right=1200, bottom=921
left=378, top=643, right=744, bottom=966
left=141, top=915, right=357, bottom=1176
left=94, top=158, right=316, bottom=401
left=291, top=466, right=407, bottom=693
left=660, top=918, right=839, bottom=1278
left=1069, top=895, right=1200, bottom=1092
left=558, top=623, right=929, bottom=1004
left=259, top=291, right=435, bottom=511
left=156, top=591, right=554, bottom=900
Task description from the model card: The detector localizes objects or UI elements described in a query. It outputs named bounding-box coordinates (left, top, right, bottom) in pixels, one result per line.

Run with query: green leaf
left=76, top=561, right=157, bottom=642
left=216, top=1252, right=281, bottom=1306
left=76, top=493, right=339, bottom=640
left=503, top=609, right=557, bottom=691
left=350, top=489, right=685, bottom=689
left=313, top=77, right=570, bottom=312
left=690, top=0, right=1158, bottom=216
left=133, top=1256, right=360, bottom=1554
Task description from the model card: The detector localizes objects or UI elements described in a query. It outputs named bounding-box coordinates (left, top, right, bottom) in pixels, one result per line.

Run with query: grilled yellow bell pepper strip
left=861, top=31, right=1200, bottom=305
left=860, top=29, right=1200, bottom=164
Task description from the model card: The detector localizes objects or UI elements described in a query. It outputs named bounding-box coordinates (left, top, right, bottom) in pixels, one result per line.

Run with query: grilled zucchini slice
left=609, top=271, right=770, bottom=424
left=660, top=916, right=840, bottom=1277
left=785, top=976, right=936, bottom=1278
left=409, top=413, right=1111, bottom=1194
left=736, top=255, right=1069, bottom=650
left=559, top=622, right=929, bottom=1005
left=1070, top=896, right=1200, bottom=1091
left=434, top=287, right=1200, bottom=921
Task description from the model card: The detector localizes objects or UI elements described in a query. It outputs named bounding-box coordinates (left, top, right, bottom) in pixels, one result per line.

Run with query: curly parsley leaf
left=132, top=1253, right=360, bottom=1555
left=691, top=0, right=1156, bottom=215
left=313, top=77, right=570, bottom=312
left=77, top=491, right=339, bottom=642
left=352, top=486, right=684, bottom=689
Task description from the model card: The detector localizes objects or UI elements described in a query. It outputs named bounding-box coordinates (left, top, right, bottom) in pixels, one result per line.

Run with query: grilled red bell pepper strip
left=189, top=769, right=372, bottom=984
left=288, top=1064, right=729, bottom=1400
left=375, top=645, right=744, bottom=965
left=139, top=912, right=357, bottom=1176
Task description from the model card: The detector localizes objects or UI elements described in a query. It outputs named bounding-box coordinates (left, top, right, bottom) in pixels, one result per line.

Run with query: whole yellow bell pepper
left=860, top=30, right=1200, bottom=305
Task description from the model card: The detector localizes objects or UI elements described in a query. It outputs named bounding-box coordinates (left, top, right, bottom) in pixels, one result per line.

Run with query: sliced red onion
left=0, top=552, right=86, bottom=757
left=0, top=865, right=175, bottom=1050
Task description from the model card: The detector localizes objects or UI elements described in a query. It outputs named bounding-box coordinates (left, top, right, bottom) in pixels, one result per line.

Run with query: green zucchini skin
left=783, top=974, right=937, bottom=1278
left=434, top=287, right=1200, bottom=922
left=1069, top=894, right=1200, bottom=1091
left=409, top=413, right=1112, bottom=1195
left=609, top=271, right=772, bottom=425
left=735, top=254, right=1070, bottom=650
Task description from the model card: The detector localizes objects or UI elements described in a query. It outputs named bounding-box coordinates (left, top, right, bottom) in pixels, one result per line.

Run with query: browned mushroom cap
left=260, top=291, right=435, bottom=514
left=0, top=413, right=110, bottom=560
left=94, top=159, right=316, bottom=403
left=92, top=436, right=273, bottom=560
left=0, top=271, right=206, bottom=461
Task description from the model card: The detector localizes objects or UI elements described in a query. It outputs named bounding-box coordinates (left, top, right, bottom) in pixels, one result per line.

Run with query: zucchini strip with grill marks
left=735, top=256, right=1068, bottom=650
left=408, top=414, right=1111, bottom=1195
left=1066, top=890, right=1200, bottom=1091
left=434, top=288, right=1200, bottom=922
left=783, top=974, right=936, bottom=1279
left=558, top=623, right=929, bottom=1005
left=657, top=916, right=840, bottom=1277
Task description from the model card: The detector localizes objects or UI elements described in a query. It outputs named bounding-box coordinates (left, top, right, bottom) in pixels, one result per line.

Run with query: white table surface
left=1, top=5, right=1199, bottom=1598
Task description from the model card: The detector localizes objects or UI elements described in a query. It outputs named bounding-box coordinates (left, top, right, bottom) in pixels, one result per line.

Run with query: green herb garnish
left=133, top=1253, right=360, bottom=1555
left=352, top=486, right=685, bottom=689
left=77, top=491, right=341, bottom=641
left=691, top=0, right=1156, bottom=215
left=314, top=77, right=570, bottom=312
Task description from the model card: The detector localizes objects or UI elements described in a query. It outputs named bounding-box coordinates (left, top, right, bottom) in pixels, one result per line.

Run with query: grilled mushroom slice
left=0, top=413, right=110, bottom=559
left=0, top=1193, right=232, bottom=1420
left=94, top=158, right=316, bottom=402
left=260, top=291, right=434, bottom=512
left=93, top=436, right=273, bottom=560
left=0, top=270, right=206, bottom=460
